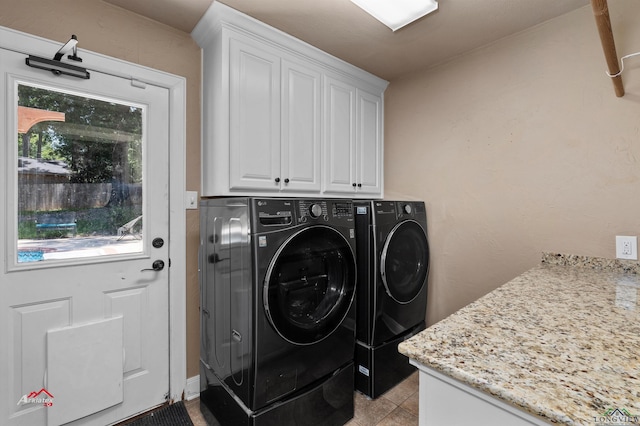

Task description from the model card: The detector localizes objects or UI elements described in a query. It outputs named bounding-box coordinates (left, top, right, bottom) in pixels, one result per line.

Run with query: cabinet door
left=356, top=89, right=383, bottom=195
left=281, top=59, right=321, bottom=192
left=323, top=75, right=356, bottom=194
left=229, top=37, right=281, bottom=190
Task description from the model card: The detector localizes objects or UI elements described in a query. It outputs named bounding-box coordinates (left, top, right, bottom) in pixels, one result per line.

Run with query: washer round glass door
left=380, top=220, right=429, bottom=304
left=263, top=225, right=356, bottom=345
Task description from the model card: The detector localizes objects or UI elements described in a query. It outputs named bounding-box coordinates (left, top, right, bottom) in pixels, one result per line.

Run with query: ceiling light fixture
left=350, top=0, right=438, bottom=32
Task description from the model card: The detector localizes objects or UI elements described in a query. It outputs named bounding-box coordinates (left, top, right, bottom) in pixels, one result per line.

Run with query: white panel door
left=0, top=46, right=170, bottom=426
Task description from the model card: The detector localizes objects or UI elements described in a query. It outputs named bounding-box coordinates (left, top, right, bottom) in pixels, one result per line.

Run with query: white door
left=0, top=46, right=170, bottom=426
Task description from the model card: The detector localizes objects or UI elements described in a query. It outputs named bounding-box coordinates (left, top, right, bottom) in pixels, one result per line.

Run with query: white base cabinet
left=193, top=2, right=388, bottom=198
left=411, top=361, right=549, bottom=426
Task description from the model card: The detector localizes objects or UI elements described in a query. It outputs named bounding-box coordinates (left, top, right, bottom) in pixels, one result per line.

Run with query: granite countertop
left=398, top=253, right=640, bottom=425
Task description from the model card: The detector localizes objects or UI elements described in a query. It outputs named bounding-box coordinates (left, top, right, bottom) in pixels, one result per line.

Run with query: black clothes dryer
left=353, top=200, right=430, bottom=399
left=199, top=198, right=357, bottom=426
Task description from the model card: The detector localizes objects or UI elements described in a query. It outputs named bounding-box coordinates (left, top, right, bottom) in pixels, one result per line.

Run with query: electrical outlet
left=616, top=236, right=637, bottom=260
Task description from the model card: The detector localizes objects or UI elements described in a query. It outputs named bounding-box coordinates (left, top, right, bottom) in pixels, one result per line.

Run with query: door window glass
left=16, top=83, right=144, bottom=263
left=264, top=226, right=356, bottom=345
left=381, top=220, right=429, bottom=303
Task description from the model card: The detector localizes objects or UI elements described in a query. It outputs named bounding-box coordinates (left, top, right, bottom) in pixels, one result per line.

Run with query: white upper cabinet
left=193, top=2, right=388, bottom=198
left=281, top=58, right=322, bottom=192
left=323, top=75, right=383, bottom=196
left=356, top=88, right=384, bottom=195
left=228, top=35, right=281, bottom=191
left=323, top=76, right=356, bottom=194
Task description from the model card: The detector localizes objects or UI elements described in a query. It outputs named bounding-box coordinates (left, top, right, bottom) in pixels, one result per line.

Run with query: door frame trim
left=0, top=25, right=187, bottom=405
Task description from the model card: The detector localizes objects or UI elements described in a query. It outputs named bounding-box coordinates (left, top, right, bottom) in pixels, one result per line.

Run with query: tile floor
left=184, top=397, right=206, bottom=426
left=184, top=371, right=419, bottom=426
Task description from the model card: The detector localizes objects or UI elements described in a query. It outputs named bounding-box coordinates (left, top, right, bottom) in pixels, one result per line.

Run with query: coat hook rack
left=25, top=34, right=90, bottom=79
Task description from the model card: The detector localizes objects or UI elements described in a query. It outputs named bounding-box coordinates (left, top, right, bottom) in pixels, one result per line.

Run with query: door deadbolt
left=152, top=238, right=164, bottom=248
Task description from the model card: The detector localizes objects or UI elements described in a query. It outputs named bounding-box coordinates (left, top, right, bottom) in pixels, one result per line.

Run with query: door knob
left=141, top=260, right=165, bottom=272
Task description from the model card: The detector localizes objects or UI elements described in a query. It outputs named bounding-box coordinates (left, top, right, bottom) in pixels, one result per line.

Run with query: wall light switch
left=616, top=236, right=637, bottom=260
left=185, top=191, right=198, bottom=210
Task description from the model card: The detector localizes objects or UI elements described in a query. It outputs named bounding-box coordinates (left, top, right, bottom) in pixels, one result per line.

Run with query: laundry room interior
left=2, top=0, right=640, bottom=425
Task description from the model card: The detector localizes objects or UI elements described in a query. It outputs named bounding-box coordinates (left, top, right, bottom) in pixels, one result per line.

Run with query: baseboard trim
left=185, top=375, right=200, bottom=401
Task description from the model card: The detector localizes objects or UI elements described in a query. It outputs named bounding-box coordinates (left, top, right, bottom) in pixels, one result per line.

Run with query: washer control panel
left=297, top=200, right=354, bottom=222
left=299, top=200, right=328, bottom=221
left=309, top=203, right=324, bottom=218
left=332, top=202, right=354, bottom=218
left=252, top=198, right=355, bottom=229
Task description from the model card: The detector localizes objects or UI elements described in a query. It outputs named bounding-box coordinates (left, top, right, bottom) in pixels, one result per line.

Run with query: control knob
left=403, top=204, right=412, bottom=215
left=309, top=203, right=323, bottom=218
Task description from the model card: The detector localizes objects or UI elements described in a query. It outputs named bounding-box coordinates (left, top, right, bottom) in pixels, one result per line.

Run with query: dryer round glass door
left=263, top=225, right=356, bottom=345
left=380, top=220, right=430, bottom=304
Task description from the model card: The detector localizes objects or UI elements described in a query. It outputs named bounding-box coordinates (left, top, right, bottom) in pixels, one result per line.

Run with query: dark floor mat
left=125, top=402, right=194, bottom=426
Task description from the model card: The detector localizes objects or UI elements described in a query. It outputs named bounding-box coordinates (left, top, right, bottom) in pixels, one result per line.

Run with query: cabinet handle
left=275, top=177, right=281, bottom=183
left=352, top=183, right=357, bottom=187
left=358, top=183, right=362, bottom=188
left=284, top=178, right=290, bottom=184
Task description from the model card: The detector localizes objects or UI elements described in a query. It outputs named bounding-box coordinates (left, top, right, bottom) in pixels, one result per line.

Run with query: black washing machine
left=199, top=198, right=357, bottom=426
left=353, top=200, right=430, bottom=399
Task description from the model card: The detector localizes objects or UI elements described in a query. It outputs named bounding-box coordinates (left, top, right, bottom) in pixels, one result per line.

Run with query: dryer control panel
left=372, top=200, right=427, bottom=226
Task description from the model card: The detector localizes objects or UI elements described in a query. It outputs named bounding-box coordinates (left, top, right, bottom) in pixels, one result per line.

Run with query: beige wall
left=0, top=0, right=203, bottom=378
left=385, top=2, right=640, bottom=325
